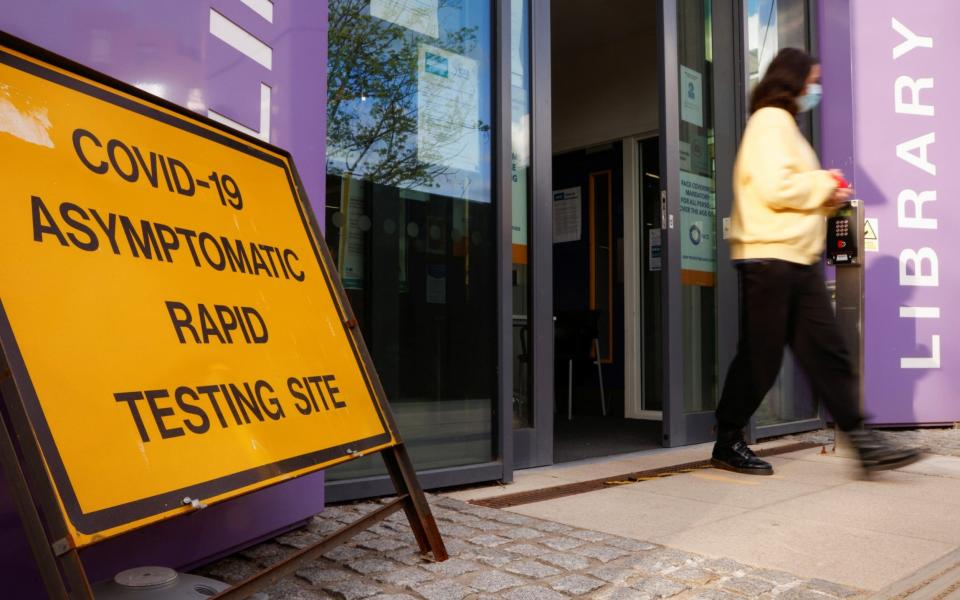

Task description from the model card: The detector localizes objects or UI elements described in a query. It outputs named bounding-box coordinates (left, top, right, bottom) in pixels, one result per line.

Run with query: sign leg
left=0, top=390, right=70, bottom=599
left=383, top=443, right=448, bottom=561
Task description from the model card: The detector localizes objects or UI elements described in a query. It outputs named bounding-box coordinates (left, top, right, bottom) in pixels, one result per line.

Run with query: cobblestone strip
left=195, top=495, right=865, bottom=600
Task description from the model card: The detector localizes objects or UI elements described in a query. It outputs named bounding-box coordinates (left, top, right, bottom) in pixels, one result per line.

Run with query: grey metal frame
left=659, top=0, right=684, bottom=448
left=660, top=0, right=742, bottom=447
left=713, top=0, right=744, bottom=445
left=496, top=0, right=515, bottom=482
left=512, top=0, right=554, bottom=469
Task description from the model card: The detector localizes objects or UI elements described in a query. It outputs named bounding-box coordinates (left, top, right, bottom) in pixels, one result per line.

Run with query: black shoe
left=847, top=428, right=924, bottom=472
left=711, top=440, right=774, bottom=476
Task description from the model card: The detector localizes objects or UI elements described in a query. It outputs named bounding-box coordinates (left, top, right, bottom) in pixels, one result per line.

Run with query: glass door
left=660, top=0, right=741, bottom=446
left=744, top=0, right=825, bottom=440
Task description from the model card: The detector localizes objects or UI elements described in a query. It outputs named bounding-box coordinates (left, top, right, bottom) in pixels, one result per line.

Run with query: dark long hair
left=749, top=48, right=817, bottom=115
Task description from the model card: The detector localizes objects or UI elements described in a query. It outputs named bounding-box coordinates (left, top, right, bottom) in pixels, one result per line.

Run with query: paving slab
left=651, top=508, right=953, bottom=590
left=760, top=485, right=960, bottom=544
left=506, top=485, right=749, bottom=540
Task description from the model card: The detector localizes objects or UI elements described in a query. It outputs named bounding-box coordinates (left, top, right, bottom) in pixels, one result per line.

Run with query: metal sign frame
left=0, top=31, right=446, bottom=599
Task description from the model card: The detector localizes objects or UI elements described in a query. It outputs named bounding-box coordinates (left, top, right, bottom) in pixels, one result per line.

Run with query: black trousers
left=715, top=260, right=863, bottom=437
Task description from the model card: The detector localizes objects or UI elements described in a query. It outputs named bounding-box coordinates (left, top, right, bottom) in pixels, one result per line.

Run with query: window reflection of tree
left=327, top=0, right=483, bottom=190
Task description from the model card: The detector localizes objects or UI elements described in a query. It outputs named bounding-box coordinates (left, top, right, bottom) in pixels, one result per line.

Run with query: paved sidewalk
left=788, top=427, right=960, bottom=457
left=196, top=494, right=862, bottom=600
left=195, top=429, right=960, bottom=598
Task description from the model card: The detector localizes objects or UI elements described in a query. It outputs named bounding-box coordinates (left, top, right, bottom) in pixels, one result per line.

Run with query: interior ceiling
left=552, top=0, right=657, bottom=61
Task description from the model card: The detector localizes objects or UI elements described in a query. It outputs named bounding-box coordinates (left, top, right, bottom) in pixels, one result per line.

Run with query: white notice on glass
left=417, top=44, right=480, bottom=173
left=648, top=228, right=662, bottom=271
left=371, top=0, right=439, bottom=38
left=553, top=187, right=582, bottom=243
left=680, top=66, right=703, bottom=127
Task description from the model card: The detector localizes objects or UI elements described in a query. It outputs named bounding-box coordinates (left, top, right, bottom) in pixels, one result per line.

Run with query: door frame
left=624, top=134, right=663, bottom=422
left=511, top=0, right=554, bottom=469
left=659, top=0, right=743, bottom=447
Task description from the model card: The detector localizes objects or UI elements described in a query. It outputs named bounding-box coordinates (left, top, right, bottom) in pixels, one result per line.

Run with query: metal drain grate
left=470, top=442, right=821, bottom=509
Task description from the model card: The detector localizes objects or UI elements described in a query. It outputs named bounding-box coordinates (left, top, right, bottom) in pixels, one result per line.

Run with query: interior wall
left=552, top=0, right=659, bottom=153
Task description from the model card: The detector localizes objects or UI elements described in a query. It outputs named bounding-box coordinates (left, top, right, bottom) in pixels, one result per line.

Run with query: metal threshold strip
left=470, top=442, right=821, bottom=509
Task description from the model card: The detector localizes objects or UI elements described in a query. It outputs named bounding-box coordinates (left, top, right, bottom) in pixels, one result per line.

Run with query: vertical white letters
left=895, top=76, right=934, bottom=116
left=899, top=248, right=939, bottom=287
left=892, top=18, right=933, bottom=59
left=892, top=18, right=940, bottom=373
left=901, top=336, right=941, bottom=369
left=896, top=133, right=936, bottom=175
left=897, top=190, right=937, bottom=230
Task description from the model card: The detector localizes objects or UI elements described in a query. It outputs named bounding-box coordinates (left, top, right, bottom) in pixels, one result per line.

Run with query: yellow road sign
left=0, top=43, right=396, bottom=546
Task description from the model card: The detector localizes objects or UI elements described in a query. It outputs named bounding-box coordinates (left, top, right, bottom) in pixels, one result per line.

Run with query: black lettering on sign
left=114, top=376, right=348, bottom=442
left=70, top=128, right=205, bottom=199
left=107, top=138, right=138, bottom=183
left=120, top=216, right=163, bottom=261
left=90, top=209, right=121, bottom=254
left=168, top=158, right=195, bottom=197
left=132, top=146, right=160, bottom=188
left=31, top=196, right=68, bottom=246
left=288, top=377, right=312, bottom=416
left=145, top=389, right=185, bottom=439
left=256, top=380, right=285, bottom=420
left=323, top=375, right=347, bottom=409
left=115, top=391, right=150, bottom=442
left=72, top=128, right=108, bottom=174
left=165, top=301, right=270, bottom=345
left=25, top=198, right=306, bottom=282
left=175, top=386, right=211, bottom=434
left=287, top=376, right=348, bottom=416
left=60, top=203, right=99, bottom=251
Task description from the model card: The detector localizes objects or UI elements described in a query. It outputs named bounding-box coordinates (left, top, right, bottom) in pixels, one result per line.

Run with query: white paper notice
left=417, top=45, right=480, bottom=173
left=648, top=228, right=662, bottom=272
left=679, top=170, right=715, bottom=275
left=680, top=66, right=703, bottom=127
left=553, top=187, right=582, bottom=243
left=371, top=0, right=439, bottom=38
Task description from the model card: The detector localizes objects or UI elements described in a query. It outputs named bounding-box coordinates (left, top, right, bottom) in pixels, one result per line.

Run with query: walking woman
left=711, top=48, right=921, bottom=475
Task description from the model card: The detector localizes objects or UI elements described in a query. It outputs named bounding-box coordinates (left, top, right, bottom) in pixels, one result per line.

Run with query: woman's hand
left=825, top=169, right=853, bottom=208
left=826, top=185, right=853, bottom=208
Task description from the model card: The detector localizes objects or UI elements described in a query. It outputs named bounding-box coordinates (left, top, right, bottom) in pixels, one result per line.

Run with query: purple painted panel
left=0, top=0, right=329, bottom=595
left=822, top=0, right=959, bottom=424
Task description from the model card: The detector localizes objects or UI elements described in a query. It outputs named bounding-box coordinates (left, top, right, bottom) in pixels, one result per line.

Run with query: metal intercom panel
left=827, top=200, right=863, bottom=266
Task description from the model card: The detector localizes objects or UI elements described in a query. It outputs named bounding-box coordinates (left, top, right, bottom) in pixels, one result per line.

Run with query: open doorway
left=550, top=0, right=663, bottom=463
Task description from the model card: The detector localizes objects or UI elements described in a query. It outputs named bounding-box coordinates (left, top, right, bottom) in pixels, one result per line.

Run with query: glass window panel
left=325, top=0, right=496, bottom=478
left=678, top=0, right=719, bottom=414
left=511, top=0, right=533, bottom=428
left=745, top=0, right=818, bottom=426
left=746, top=0, right=813, bottom=137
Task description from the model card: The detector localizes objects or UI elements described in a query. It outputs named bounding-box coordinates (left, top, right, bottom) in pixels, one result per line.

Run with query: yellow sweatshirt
left=729, top=107, right=839, bottom=265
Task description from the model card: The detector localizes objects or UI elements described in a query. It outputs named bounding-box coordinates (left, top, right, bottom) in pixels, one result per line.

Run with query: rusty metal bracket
left=51, top=538, right=73, bottom=557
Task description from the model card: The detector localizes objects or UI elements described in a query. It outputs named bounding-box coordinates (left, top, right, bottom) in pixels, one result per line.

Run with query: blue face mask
left=797, top=83, right=822, bottom=113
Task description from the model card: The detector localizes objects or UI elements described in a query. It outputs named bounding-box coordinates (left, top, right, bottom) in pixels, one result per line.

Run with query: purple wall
left=0, top=0, right=329, bottom=594
left=821, top=0, right=960, bottom=424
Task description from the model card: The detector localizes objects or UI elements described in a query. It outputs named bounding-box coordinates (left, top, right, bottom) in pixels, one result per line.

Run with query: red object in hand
left=831, top=172, right=851, bottom=189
